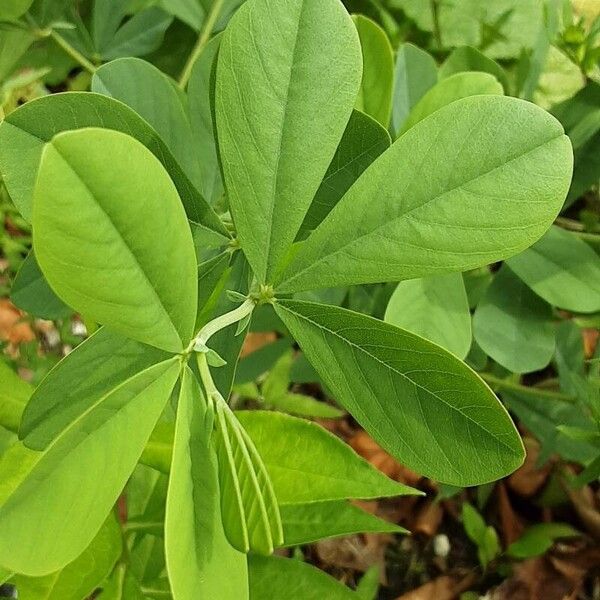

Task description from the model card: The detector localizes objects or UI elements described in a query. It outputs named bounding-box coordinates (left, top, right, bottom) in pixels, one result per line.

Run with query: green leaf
left=100, top=8, right=172, bottom=60
left=14, top=514, right=122, bottom=600
left=159, top=0, right=204, bottom=30
left=385, top=273, right=472, bottom=359
left=300, top=110, right=390, bottom=234
left=166, top=367, right=248, bottom=600
left=188, top=33, right=223, bottom=204
left=92, top=58, right=202, bottom=192
left=237, top=410, right=420, bottom=502
left=32, top=128, right=198, bottom=353
left=214, top=398, right=284, bottom=555
left=273, top=299, right=524, bottom=486
left=0, top=92, right=227, bottom=240
left=0, top=362, right=32, bottom=433
left=507, top=523, right=579, bottom=559
left=248, top=555, right=356, bottom=600
left=391, top=43, right=438, bottom=136
left=439, top=46, right=509, bottom=90
left=473, top=266, right=555, bottom=374
left=236, top=338, right=293, bottom=384
left=353, top=14, right=394, bottom=127
left=10, top=251, right=71, bottom=320
left=276, top=96, right=573, bottom=293
left=0, top=0, right=33, bottom=20
left=0, top=359, right=179, bottom=576
left=280, top=500, right=406, bottom=546
left=215, top=0, right=362, bottom=283
left=20, top=327, right=169, bottom=448
left=507, top=226, right=600, bottom=314
left=462, top=503, right=500, bottom=568
left=399, top=71, right=504, bottom=134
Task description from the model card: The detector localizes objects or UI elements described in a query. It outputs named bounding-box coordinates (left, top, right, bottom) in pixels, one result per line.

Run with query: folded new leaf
left=32, top=128, right=198, bottom=353
left=274, top=299, right=525, bottom=486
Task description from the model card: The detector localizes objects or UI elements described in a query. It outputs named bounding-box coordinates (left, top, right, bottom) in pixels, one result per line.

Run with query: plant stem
left=49, top=29, right=96, bottom=74
left=197, top=351, right=220, bottom=399
left=187, top=297, right=255, bottom=353
left=480, top=372, right=576, bottom=403
left=555, top=217, right=600, bottom=246
left=430, top=0, right=442, bottom=50
left=178, top=0, right=225, bottom=89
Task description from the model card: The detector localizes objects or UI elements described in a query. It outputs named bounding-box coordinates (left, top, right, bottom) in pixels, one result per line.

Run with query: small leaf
left=276, top=96, right=572, bottom=293
left=33, top=128, right=198, bottom=353
left=237, top=410, right=420, bottom=502
left=215, top=0, right=362, bottom=283
left=0, top=360, right=179, bottom=575
left=353, top=14, right=394, bottom=127
left=165, top=367, right=248, bottom=600
left=280, top=500, right=406, bottom=546
left=274, top=299, right=524, bottom=486
left=507, top=523, right=580, bottom=559
left=507, top=225, right=600, bottom=313
left=439, top=46, right=509, bottom=90
left=473, top=266, right=555, bottom=374
left=248, top=555, right=356, bottom=599
left=392, top=42, right=438, bottom=136
left=399, top=71, right=504, bottom=134
left=385, top=273, right=471, bottom=359
left=214, top=398, right=284, bottom=555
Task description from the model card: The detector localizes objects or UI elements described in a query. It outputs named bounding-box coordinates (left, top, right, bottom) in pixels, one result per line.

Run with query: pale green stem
left=49, top=30, right=97, bottom=74
left=186, top=297, right=254, bottom=354
left=178, top=0, right=225, bottom=89
left=481, top=372, right=576, bottom=403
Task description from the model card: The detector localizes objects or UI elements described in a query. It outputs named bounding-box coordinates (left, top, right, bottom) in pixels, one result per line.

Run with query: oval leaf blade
left=33, top=128, right=198, bottom=352
left=274, top=299, right=525, bottom=486
left=215, top=0, right=362, bottom=283
left=276, top=95, right=573, bottom=293
left=0, top=359, right=179, bottom=575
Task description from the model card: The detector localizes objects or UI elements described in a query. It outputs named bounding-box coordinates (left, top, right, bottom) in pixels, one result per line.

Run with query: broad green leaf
left=188, top=33, right=223, bottom=204
left=92, top=58, right=202, bottom=192
left=276, top=96, right=573, bottom=293
left=507, top=523, right=579, bottom=559
left=399, top=71, right=504, bottom=134
left=0, top=92, right=227, bottom=239
left=237, top=410, right=420, bottom=502
left=215, top=0, right=362, bottom=283
left=14, top=514, right=122, bottom=600
left=195, top=252, right=231, bottom=327
left=385, top=273, right=471, bottom=359
left=11, top=251, right=70, bottom=320
left=166, top=367, right=248, bottom=600
left=280, top=500, right=406, bottom=546
left=507, top=226, right=600, bottom=314
left=300, top=110, right=390, bottom=234
left=273, top=300, right=524, bottom=486
left=20, top=327, right=169, bottom=448
left=439, top=46, right=508, bottom=90
left=100, top=8, right=172, bottom=60
left=0, top=0, right=33, bottom=19
left=0, top=362, right=31, bottom=433
left=0, top=359, right=179, bottom=575
left=533, top=46, right=584, bottom=110
left=0, top=27, right=35, bottom=83
left=159, top=0, right=204, bottom=30
left=353, top=15, right=394, bottom=127
left=33, top=128, right=198, bottom=353
left=473, top=266, right=555, bottom=374
left=248, top=555, right=356, bottom=600
left=214, top=398, right=283, bottom=554
left=392, top=43, right=437, bottom=136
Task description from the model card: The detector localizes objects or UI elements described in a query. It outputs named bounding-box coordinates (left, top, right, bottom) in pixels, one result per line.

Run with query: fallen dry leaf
left=413, top=501, right=443, bottom=538
left=0, top=298, right=35, bottom=348
left=396, top=573, right=476, bottom=600
left=497, top=482, right=524, bottom=546
left=508, top=437, right=552, bottom=497
left=583, top=328, right=599, bottom=359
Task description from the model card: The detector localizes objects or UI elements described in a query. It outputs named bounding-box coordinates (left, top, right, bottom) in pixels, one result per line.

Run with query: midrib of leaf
left=50, top=143, right=183, bottom=347
left=277, top=303, right=518, bottom=454
left=279, top=129, right=565, bottom=290
left=263, top=0, right=307, bottom=281
left=7, top=359, right=177, bottom=505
